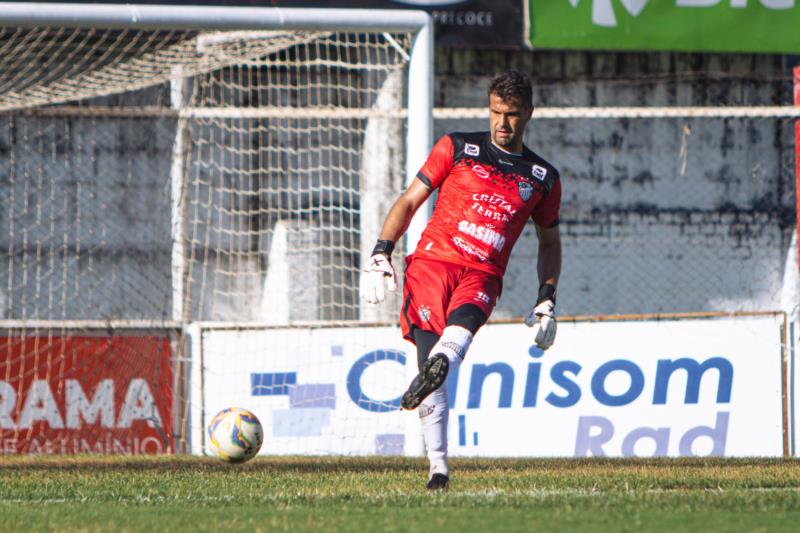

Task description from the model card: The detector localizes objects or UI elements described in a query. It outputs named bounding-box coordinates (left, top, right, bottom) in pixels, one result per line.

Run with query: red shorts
left=399, top=255, right=502, bottom=342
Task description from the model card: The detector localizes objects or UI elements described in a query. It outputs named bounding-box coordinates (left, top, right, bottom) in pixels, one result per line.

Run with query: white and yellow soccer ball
left=207, top=407, right=264, bottom=463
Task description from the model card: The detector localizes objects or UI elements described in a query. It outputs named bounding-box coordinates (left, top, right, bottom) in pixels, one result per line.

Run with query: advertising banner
left=202, top=327, right=420, bottom=456
left=450, top=316, right=783, bottom=457
left=266, top=0, right=524, bottom=48
left=201, top=314, right=785, bottom=457
left=0, top=335, right=174, bottom=455
left=529, top=1, right=800, bottom=54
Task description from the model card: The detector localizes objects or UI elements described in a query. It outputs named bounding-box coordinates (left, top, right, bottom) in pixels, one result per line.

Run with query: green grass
left=2, top=456, right=800, bottom=532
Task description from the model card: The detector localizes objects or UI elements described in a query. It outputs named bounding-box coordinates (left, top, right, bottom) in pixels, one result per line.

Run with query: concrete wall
left=433, top=49, right=796, bottom=318
left=0, top=89, right=176, bottom=320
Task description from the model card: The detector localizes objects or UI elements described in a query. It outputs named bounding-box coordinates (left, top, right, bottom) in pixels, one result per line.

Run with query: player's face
left=489, top=93, right=532, bottom=152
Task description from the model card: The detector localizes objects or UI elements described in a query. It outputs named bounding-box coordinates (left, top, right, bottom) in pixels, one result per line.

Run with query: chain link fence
left=432, top=55, right=797, bottom=319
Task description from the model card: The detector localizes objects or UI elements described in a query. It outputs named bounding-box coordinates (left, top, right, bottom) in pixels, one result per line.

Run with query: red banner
left=0, top=335, right=173, bottom=455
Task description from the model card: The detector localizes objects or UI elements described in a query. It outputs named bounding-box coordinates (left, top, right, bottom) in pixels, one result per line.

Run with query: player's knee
left=446, top=304, right=488, bottom=335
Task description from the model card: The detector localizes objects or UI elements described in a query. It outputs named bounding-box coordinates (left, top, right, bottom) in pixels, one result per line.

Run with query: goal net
left=0, top=7, right=429, bottom=455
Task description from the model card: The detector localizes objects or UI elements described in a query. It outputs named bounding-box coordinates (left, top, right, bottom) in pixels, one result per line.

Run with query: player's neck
left=490, top=140, right=523, bottom=157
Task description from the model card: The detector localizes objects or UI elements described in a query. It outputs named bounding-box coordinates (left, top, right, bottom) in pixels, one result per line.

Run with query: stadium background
left=0, top=0, right=797, bottom=458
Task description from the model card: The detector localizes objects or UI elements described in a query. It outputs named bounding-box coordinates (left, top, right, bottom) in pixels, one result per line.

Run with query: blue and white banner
left=198, top=314, right=785, bottom=457
left=451, top=315, right=783, bottom=457
left=200, top=327, right=419, bottom=456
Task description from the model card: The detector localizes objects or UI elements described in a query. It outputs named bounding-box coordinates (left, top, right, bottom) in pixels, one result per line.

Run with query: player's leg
left=397, top=258, right=455, bottom=489
left=408, top=269, right=500, bottom=490
left=401, top=267, right=501, bottom=410
left=413, top=327, right=439, bottom=372
left=413, top=304, right=489, bottom=490
left=398, top=261, right=500, bottom=489
left=417, top=303, right=488, bottom=405
left=411, top=328, right=451, bottom=488
left=399, top=259, right=455, bottom=411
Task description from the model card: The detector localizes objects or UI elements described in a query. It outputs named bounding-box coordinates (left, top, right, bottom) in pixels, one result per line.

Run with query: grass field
left=2, top=456, right=800, bottom=532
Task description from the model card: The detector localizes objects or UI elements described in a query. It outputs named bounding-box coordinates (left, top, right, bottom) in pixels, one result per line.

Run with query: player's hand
left=525, top=299, right=557, bottom=350
left=360, top=253, right=397, bottom=304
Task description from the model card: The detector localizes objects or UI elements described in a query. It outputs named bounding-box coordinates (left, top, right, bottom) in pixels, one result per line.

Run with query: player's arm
left=525, top=223, right=561, bottom=349
left=361, top=178, right=433, bottom=304
left=362, top=133, right=452, bottom=305
left=535, top=224, right=561, bottom=290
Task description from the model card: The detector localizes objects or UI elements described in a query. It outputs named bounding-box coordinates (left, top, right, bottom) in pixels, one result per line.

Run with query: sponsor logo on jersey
left=451, top=236, right=489, bottom=262
left=457, top=220, right=507, bottom=252
left=471, top=193, right=516, bottom=216
left=418, top=305, right=431, bottom=322
left=465, top=143, right=480, bottom=157
left=498, top=158, right=513, bottom=166
left=518, top=181, right=533, bottom=202
left=475, top=291, right=491, bottom=305
left=471, top=164, right=490, bottom=179
left=471, top=201, right=511, bottom=223
left=532, top=164, right=548, bottom=181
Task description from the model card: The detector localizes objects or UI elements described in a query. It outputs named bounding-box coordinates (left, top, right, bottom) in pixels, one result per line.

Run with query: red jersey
left=413, top=131, right=561, bottom=278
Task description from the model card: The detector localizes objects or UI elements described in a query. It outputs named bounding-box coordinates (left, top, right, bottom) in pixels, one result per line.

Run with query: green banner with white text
left=529, top=0, right=800, bottom=54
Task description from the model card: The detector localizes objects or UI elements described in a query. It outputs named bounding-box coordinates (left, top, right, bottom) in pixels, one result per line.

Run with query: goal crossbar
left=0, top=2, right=430, bottom=32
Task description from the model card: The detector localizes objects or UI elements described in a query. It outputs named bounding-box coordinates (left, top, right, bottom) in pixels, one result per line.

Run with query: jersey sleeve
left=531, top=174, right=561, bottom=228
left=416, top=134, right=454, bottom=190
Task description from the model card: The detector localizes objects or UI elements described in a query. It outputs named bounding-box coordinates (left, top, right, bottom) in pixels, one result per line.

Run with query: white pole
left=0, top=3, right=430, bottom=32
left=404, top=14, right=434, bottom=254
left=186, top=322, right=204, bottom=455
left=170, top=73, right=191, bottom=324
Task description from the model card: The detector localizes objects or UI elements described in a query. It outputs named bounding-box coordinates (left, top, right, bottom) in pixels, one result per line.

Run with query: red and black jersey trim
left=416, top=171, right=433, bottom=189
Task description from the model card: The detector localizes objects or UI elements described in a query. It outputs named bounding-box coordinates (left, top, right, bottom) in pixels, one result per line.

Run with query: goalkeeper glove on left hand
left=524, top=284, right=557, bottom=350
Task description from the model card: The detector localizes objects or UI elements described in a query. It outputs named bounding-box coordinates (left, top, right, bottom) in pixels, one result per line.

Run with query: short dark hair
left=488, top=70, right=533, bottom=108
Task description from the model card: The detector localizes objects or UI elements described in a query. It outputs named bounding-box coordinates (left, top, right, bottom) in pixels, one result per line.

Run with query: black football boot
left=400, top=353, right=449, bottom=410
left=426, top=473, right=450, bottom=491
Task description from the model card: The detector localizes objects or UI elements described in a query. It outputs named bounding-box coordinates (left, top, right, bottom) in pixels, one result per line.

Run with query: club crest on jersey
left=517, top=181, right=533, bottom=202
left=532, top=164, right=547, bottom=181
left=418, top=305, right=431, bottom=322
left=465, top=143, right=480, bottom=157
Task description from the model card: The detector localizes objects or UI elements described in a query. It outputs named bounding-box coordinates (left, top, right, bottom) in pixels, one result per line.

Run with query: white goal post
left=0, top=2, right=433, bottom=322
left=0, top=3, right=432, bottom=455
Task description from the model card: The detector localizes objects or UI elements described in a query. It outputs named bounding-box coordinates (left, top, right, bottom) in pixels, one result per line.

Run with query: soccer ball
left=207, top=407, right=264, bottom=463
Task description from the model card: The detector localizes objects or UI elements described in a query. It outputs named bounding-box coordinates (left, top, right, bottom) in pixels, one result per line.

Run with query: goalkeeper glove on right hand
left=360, top=240, right=398, bottom=304
left=524, top=283, right=557, bottom=350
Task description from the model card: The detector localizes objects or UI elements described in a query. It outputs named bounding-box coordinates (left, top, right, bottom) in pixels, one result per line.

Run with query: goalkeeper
left=361, top=70, right=562, bottom=490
